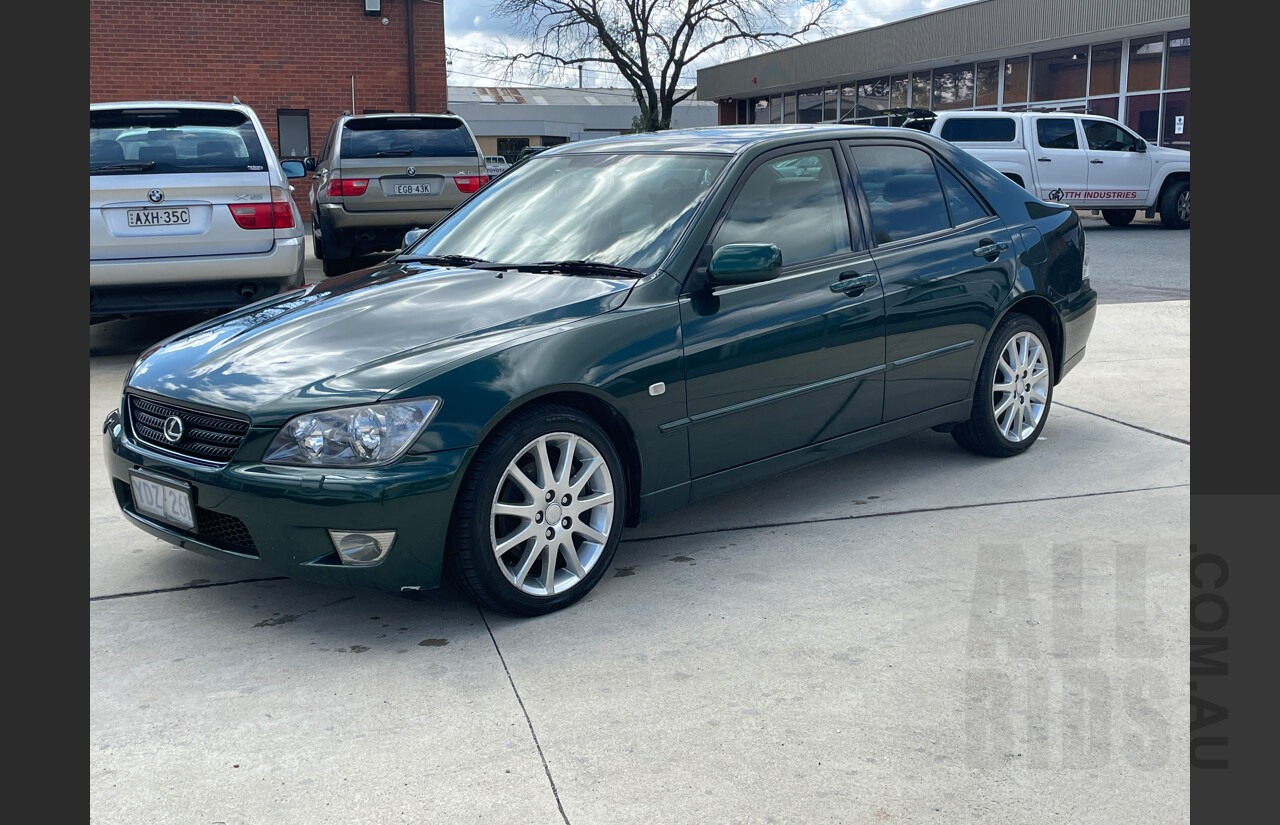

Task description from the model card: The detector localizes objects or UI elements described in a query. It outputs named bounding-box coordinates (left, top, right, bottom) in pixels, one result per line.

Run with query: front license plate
left=392, top=183, right=433, bottom=195
left=127, top=207, right=191, bottom=227
left=130, top=469, right=195, bottom=531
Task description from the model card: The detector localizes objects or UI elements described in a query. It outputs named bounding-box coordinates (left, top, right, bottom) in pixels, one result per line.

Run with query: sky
left=441, top=0, right=978, bottom=92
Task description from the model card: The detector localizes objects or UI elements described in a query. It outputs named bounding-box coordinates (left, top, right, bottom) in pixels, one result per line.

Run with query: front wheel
left=1159, top=181, right=1190, bottom=229
left=448, top=404, right=626, bottom=616
left=952, top=314, right=1054, bottom=458
left=1102, top=209, right=1136, bottom=227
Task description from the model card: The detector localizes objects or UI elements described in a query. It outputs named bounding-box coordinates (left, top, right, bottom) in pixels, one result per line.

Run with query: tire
left=952, top=314, right=1054, bottom=458
left=310, top=219, right=323, bottom=259
left=1159, top=180, right=1190, bottom=229
left=321, top=256, right=351, bottom=278
left=1102, top=209, right=1136, bottom=227
left=448, top=404, right=627, bottom=616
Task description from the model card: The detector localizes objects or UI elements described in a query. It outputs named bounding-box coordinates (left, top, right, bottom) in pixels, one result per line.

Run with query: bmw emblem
left=406, top=167, right=416, bottom=177
left=162, top=415, right=184, bottom=443
left=148, top=189, right=165, bottom=204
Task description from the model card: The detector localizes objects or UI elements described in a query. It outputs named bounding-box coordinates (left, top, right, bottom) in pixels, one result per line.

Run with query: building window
left=782, top=93, right=796, bottom=123
left=496, top=137, right=529, bottom=161
left=839, top=84, right=857, bottom=121
left=1162, top=91, right=1190, bottom=149
left=857, top=77, right=890, bottom=120
left=1125, top=93, right=1161, bottom=140
left=890, top=75, right=910, bottom=108
left=1089, top=42, right=1121, bottom=96
left=1165, top=29, right=1190, bottom=89
left=911, top=73, right=931, bottom=109
left=752, top=97, right=770, bottom=124
left=1087, top=97, right=1119, bottom=119
left=1004, top=57, right=1029, bottom=105
left=798, top=88, right=823, bottom=123
left=1128, top=35, right=1164, bottom=92
left=975, top=61, right=1000, bottom=107
left=822, top=88, right=839, bottom=122
left=277, top=110, right=310, bottom=159
left=932, top=65, right=974, bottom=110
left=1032, top=47, right=1088, bottom=102
left=770, top=96, right=783, bottom=124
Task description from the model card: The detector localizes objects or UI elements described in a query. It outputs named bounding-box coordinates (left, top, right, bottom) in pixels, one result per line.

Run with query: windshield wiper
left=476, top=260, right=645, bottom=278
left=92, top=161, right=157, bottom=172
left=398, top=254, right=489, bottom=267
left=375, top=150, right=412, bottom=157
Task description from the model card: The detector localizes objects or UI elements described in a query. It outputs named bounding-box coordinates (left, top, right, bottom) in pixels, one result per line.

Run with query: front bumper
left=102, top=409, right=474, bottom=593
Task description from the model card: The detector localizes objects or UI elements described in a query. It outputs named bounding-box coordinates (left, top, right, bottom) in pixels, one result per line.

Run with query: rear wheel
left=448, top=404, right=626, bottom=616
left=952, top=314, right=1054, bottom=458
left=1159, top=181, right=1190, bottom=229
left=1102, top=209, right=1136, bottom=227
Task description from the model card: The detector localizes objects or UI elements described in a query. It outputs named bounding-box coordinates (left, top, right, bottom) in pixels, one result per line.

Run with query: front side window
left=713, top=149, right=853, bottom=266
left=412, top=152, right=728, bottom=274
left=1082, top=119, right=1141, bottom=152
left=1036, top=119, right=1079, bottom=150
left=849, top=144, right=950, bottom=244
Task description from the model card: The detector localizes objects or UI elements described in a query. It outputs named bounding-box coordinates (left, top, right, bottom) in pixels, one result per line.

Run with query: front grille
left=114, top=478, right=259, bottom=556
left=127, top=394, right=250, bottom=464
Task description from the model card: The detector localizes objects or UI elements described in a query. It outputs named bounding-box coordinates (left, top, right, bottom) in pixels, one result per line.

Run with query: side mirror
left=303, top=157, right=317, bottom=172
left=1136, top=140, right=1147, bottom=153
left=281, top=160, right=306, bottom=179
left=402, top=227, right=428, bottom=249
left=708, top=243, right=782, bottom=285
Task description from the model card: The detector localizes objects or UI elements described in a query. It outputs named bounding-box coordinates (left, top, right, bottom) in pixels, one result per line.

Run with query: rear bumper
left=1058, top=280, right=1098, bottom=380
left=320, top=202, right=454, bottom=231
left=90, top=237, right=305, bottom=317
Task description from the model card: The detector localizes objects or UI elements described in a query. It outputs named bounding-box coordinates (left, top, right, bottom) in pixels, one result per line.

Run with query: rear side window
left=1036, top=119, right=1080, bottom=150
left=340, top=116, right=479, bottom=159
left=940, top=117, right=1016, bottom=142
left=849, top=144, right=951, bottom=244
left=89, top=107, right=269, bottom=174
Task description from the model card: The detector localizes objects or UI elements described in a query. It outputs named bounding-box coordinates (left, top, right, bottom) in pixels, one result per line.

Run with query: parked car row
left=102, top=123, right=1098, bottom=617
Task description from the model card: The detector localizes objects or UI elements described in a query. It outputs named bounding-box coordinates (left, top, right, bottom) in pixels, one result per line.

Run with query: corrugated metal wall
left=697, top=0, right=1190, bottom=99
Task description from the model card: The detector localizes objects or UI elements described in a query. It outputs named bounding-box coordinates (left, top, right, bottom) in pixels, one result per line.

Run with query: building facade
left=447, top=86, right=719, bottom=162
left=89, top=0, right=448, bottom=223
left=698, top=0, right=1190, bottom=150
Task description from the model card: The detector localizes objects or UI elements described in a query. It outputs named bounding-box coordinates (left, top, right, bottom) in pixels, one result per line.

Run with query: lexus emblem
left=162, top=415, right=185, bottom=443
left=148, top=189, right=165, bottom=204
left=406, top=167, right=416, bottom=177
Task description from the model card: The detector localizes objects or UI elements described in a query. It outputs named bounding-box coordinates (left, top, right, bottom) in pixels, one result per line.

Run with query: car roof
left=91, top=100, right=251, bottom=111
left=544, top=123, right=940, bottom=156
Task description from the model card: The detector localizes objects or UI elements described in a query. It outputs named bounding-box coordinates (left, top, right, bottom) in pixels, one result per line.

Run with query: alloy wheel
left=991, top=331, right=1050, bottom=442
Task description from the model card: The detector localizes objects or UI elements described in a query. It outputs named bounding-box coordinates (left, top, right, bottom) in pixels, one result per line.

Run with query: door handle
left=1090, top=159, right=1105, bottom=164
left=830, top=273, right=878, bottom=295
left=1037, top=157, right=1052, bottom=162
left=972, top=241, right=1009, bottom=259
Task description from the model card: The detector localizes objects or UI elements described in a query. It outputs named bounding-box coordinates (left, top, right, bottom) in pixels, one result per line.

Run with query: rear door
left=1027, top=116, right=1089, bottom=203
left=334, top=116, right=486, bottom=214
left=90, top=106, right=276, bottom=261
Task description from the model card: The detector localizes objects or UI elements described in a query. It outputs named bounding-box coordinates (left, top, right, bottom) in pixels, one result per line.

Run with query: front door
left=1080, top=117, right=1152, bottom=206
left=679, top=145, right=886, bottom=478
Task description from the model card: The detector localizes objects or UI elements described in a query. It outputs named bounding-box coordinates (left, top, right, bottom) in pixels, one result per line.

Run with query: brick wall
left=89, top=0, right=448, bottom=224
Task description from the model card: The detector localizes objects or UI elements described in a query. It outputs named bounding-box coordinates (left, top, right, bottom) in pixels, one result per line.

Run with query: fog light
left=329, top=530, right=396, bottom=566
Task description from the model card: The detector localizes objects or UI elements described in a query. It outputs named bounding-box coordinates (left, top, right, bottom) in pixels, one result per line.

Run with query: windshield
left=407, top=152, right=728, bottom=274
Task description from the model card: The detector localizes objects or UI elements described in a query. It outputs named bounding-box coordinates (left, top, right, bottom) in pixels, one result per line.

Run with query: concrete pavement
left=90, top=256, right=1190, bottom=823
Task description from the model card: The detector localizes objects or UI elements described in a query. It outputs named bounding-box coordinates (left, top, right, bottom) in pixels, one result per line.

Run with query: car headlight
left=264, top=398, right=441, bottom=467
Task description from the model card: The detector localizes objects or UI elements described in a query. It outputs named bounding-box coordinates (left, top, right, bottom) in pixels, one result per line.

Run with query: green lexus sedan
left=103, top=124, right=1097, bottom=616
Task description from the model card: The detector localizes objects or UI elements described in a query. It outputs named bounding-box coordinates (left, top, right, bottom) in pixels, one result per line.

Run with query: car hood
left=1148, top=144, right=1189, bottom=164
left=126, top=262, right=636, bottom=420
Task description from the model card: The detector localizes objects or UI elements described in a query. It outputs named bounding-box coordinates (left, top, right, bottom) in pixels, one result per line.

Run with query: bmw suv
left=90, top=100, right=307, bottom=323
left=305, top=112, right=489, bottom=276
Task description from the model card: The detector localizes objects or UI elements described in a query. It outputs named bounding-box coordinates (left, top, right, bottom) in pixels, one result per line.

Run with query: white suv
left=90, top=100, right=307, bottom=323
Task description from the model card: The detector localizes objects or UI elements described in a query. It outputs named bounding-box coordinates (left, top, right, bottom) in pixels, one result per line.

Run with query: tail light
left=454, top=175, right=490, bottom=194
left=327, top=177, right=369, bottom=197
left=228, top=186, right=297, bottom=230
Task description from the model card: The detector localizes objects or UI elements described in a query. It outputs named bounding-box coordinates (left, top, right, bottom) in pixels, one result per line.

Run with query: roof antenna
left=233, top=95, right=242, bottom=104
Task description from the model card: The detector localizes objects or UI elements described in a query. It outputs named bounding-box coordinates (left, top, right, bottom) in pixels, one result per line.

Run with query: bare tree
left=485, top=0, right=840, bottom=131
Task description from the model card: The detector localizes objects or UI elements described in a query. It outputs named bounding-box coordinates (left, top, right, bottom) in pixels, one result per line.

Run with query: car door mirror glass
left=303, top=157, right=317, bottom=171
left=708, top=243, right=782, bottom=285
left=282, top=160, right=306, bottom=178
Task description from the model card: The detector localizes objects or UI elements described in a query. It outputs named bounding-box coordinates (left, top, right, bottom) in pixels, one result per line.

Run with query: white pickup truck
left=898, top=109, right=1190, bottom=229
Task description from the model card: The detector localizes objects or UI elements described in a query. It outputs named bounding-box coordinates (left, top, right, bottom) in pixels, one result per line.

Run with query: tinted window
left=938, top=164, right=990, bottom=226
left=341, top=116, right=479, bottom=159
left=849, top=145, right=950, bottom=244
left=89, top=107, right=268, bottom=174
left=940, top=117, right=1016, bottom=142
left=1036, top=119, right=1079, bottom=150
left=1082, top=119, right=1141, bottom=152
left=713, top=149, right=853, bottom=266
